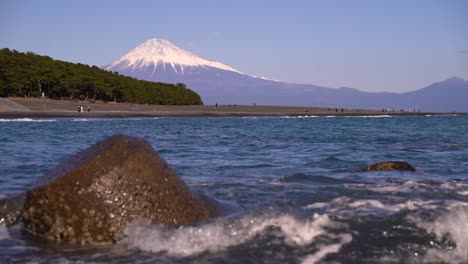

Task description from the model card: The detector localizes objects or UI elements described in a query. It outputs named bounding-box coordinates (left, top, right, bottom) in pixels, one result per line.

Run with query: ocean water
left=0, top=115, right=467, bottom=263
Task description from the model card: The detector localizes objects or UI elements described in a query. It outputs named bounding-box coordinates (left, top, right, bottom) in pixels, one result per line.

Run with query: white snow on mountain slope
left=106, top=39, right=243, bottom=75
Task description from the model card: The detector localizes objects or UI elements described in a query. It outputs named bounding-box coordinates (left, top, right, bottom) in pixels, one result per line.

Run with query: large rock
left=21, top=134, right=220, bottom=245
left=363, top=161, right=416, bottom=172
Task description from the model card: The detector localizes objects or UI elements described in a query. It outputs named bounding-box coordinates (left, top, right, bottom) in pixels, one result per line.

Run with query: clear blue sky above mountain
left=1, top=0, right=467, bottom=92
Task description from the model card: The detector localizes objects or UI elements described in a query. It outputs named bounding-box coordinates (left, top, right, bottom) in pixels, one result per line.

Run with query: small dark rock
left=22, top=134, right=221, bottom=244
left=363, top=161, right=416, bottom=172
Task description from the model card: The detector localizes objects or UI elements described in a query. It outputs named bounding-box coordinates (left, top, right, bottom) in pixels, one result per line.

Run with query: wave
left=305, top=194, right=468, bottom=262
left=0, top=118, right=56, bottom=122
left=72, top=118, right=89, bottom=122
left=241, top=116, right=275, bottom=119
left=281, top=115, right=319, bottom=119
left=280, top=115, right=393, bottom=119
left=344, top=115, right=392, bottom=118
left=305, top=196, right=443, bottom=216
left=345, top=179, right=468, bottom=196
left=121, top=211, right=351, bottom=263
left=273, top=173, right=352, bottom=185
left=345, top=180, right=421, bottom=194
left=409, top=203, right=468, bottom=263
left=426, top=114, right=459, bottom=117
left=71, top=118, right=122, bottom=122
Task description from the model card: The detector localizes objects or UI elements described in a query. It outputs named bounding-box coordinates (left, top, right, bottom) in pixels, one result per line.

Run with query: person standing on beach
left=87, top=106, right=91, bottom=112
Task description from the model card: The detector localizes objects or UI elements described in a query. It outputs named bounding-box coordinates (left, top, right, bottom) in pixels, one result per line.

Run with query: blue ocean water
left=0, top=115, right=468, bottom=263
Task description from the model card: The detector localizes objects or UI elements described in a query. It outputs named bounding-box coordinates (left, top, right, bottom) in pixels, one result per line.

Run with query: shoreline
left=1, top=111, right=464, bottom=119
left=0, top=98, right=466, bottom=119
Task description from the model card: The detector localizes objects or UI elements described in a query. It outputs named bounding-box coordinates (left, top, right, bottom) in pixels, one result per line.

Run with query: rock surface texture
left=364, top=161, right=416, bottom=172
left=22, top=134, right=219, bottom=245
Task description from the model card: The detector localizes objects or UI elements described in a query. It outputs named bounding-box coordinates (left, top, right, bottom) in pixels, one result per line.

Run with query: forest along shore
left=0, top=98, right=464, bottom=118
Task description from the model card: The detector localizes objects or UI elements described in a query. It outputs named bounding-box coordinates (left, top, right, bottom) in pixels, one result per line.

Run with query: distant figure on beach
left=253, top=103, right=256, bottom=106
left=77, top=105, right=81, bottom=112
left=215, top=103, right=218, bottom=108
left=87, top=106, right=91, bottom=112
left=80, top=106, right=84, bottom=113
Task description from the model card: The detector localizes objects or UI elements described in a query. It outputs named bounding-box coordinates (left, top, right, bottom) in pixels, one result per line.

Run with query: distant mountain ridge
left=105, top=39, right=468, bottom=111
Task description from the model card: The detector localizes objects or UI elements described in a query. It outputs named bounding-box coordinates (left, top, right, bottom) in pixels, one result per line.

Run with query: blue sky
left=1, top=0, right=467, bottom=92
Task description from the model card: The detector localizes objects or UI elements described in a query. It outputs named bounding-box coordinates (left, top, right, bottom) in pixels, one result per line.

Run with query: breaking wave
left=305, top=196, right=443, bottom=216
left=121, top=211, right=351, bottom=263
left=344, top=115, right=392, bottom=118
left=409, top=204, right=468, bottom=263
left=0, top=118, right=56, bottom=122
left=281, top=115, right=319, bottom=119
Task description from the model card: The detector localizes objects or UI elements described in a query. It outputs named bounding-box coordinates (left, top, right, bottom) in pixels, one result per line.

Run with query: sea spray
left=121, top=211, right=351, bottom=261
left=409, top=204, right=468, bottom=263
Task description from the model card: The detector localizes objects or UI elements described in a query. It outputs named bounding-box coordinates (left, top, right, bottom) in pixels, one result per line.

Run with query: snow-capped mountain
left=105, top=39, right=468, bottom=111
left=106, top=39, right=242, bottom=75
left=105, top=38, right=287, bottom=104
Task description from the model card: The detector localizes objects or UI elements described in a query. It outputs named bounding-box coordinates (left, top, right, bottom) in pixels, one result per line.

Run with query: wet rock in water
left=22, top=134, right=220, bottom=245
left=0, top=194, right=26, bottom=226
left=363, top=161, right=416, bottom=172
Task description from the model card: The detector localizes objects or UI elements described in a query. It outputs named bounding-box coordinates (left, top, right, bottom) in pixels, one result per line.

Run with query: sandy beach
left=0, top=97, right=463, bottom=118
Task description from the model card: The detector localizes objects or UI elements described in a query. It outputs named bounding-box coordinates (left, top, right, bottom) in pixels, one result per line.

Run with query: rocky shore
left=0, top=98, right=464, bottom=118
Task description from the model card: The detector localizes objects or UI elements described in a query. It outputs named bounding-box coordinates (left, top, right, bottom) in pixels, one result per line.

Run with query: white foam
left=344, top=115, right=392, bottom=118
left=281, top=115, right=319, bottom=119
left=72, top=118, right=89, bottom=122
left=347, top=180, right=468, bottom=197
left=121, top=212, right=351, bottom=261
left=345, top=180, right=468, bottom=199
left=305, top=196, right=440, bottom=215
left=440, top=181, right=468, bottom=196
left=301, top=233, right=352, bottom=264
left=0, top=118, right=56, bottom=122
left=409, top=203, right=468, bottom=263
left=345, top=180, right=420, bottom=194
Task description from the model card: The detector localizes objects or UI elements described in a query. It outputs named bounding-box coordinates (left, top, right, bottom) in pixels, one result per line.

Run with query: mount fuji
left=105, top=39, right=468, bottom=111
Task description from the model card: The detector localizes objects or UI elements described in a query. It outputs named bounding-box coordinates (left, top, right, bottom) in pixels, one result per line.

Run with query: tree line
left=0, top=48, right=203, bottom=105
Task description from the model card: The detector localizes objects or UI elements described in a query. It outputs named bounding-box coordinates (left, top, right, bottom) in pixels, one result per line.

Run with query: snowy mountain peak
left=107, top=38, right=243, bottom=75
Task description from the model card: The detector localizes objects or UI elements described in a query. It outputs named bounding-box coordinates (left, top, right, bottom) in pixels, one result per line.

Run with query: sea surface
left=0, top=115, right=467, bottom=263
